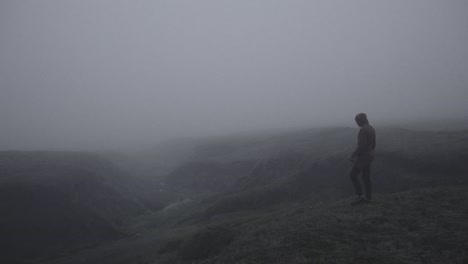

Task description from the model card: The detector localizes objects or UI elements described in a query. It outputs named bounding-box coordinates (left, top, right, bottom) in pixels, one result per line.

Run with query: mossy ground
left=157, top=186, right=468, bottom=264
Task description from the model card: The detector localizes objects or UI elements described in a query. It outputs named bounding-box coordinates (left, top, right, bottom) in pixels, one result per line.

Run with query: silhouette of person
left=350, top=113, right=376, bottom=204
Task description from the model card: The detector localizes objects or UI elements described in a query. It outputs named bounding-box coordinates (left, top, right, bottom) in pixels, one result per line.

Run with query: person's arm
left=351, top=128, right=368, bottom=158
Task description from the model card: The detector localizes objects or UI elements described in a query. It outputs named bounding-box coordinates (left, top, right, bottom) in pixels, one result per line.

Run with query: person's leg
left=362, top=165, right=372, bottom=200
left=349, top=166, right=363, bottom=197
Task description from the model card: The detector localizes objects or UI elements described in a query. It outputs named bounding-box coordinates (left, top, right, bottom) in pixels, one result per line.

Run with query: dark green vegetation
left=0, top=152, right=148, bottom=262
left=1, top=127, right=467, bottom=263
left=158, top=187, right=468, bottom=264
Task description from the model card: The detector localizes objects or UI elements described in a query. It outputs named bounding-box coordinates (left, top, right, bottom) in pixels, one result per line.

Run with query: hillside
left=152, top=127, right=468, bottom=218
left=155, top=186, right=468, bottom=264
left=2, top=127, right=468, bottom=264
left=0, top=151, right=147, bottom=263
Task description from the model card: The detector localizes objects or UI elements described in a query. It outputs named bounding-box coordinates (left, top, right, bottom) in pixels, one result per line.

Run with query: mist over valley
left=1, top=1, right=468, bottom=263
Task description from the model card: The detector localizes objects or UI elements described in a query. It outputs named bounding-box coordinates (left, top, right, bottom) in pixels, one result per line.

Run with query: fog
left=1, top=0, right=467, bottom=150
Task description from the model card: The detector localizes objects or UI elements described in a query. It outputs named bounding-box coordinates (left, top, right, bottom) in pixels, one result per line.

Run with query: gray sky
left=1, top=0, right=468, bottom=150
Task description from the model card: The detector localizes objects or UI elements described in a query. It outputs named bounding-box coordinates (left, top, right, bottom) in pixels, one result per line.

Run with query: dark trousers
left=350, top=164, right=372, bottom=200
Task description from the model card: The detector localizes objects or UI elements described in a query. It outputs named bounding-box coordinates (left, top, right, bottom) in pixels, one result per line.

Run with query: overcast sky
left=1, top=0, right=467, bottom=150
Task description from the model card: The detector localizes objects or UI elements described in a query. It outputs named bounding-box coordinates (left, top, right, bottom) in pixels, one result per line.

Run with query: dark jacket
left=352, top=116, right=376, bottom=168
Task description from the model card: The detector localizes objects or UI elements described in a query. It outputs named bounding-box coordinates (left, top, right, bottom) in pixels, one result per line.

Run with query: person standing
left=350, top=113, right=376, bottom=204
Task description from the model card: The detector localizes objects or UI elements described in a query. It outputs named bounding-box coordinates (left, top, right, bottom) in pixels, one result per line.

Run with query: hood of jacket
left=355, top=113, right=369, bottom=127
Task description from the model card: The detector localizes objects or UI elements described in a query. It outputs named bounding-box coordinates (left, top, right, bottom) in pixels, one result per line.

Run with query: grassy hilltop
left=155, top=187, right=468, bottom=264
